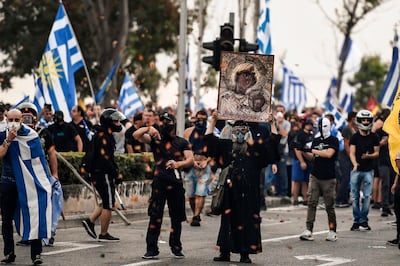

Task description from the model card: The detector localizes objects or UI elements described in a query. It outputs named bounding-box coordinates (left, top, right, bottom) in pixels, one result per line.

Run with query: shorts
left=184, top=164, right=211, bottom=197
left=291, top=159, right=311, bottom=182
left=94, top=173, right=115, bottom=210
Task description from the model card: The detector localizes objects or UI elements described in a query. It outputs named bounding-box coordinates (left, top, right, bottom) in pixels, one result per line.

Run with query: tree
left=0, top=0, right=180, bottom=105
left=316, top=0, right=385, bottom=98
left=347, top=55, right=388, bottom=109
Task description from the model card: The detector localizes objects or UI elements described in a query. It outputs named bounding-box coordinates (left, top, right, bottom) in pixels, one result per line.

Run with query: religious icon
left=217, top=52, right=274, bottom=122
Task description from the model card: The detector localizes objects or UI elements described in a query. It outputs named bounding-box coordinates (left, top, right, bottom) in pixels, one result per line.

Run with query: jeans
left=350, top=170, right=373, bottom=224
left=264, top=164, right=275, bottom=193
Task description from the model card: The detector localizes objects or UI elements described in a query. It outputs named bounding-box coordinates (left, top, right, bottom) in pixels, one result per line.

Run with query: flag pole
left=60, top=2, right=98, bottom=119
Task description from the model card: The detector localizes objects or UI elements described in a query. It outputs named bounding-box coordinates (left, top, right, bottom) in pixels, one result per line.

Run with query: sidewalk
left=57, top=195, right=292, bottom=229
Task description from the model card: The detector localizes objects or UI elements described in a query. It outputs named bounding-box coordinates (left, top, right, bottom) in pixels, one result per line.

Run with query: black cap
left=160, top=112, right=176, bottom=123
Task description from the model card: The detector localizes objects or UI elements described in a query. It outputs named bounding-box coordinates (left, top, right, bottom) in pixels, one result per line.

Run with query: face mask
left=319, top=118, right=331, bottom=139
left=161, top=123, right=176, bottom=138
left=195, top=120, right=206, bottom=132
left=8, top=121, right=21, bottom=132
left=111, top=123, right=122, bottom=133
left=232, top=126, right=250, bottom=144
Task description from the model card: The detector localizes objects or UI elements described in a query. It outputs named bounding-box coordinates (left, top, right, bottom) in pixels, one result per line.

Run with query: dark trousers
left=394, top=183, right=400, bottom=240
left=0, top=183, right=42, bottom=260
left=145, top=179, right=186, bottom=253
left=216, top=210, right=231, bottom=254
left=336, top=153, right=351, bottom=204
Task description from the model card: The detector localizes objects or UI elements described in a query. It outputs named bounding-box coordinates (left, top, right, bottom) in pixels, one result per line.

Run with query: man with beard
left=206, top=112, right=280, bottom=263
left=134, top=112, right=194, bottom=259
left=183, top=109, right=211, bottom=226
left=81, top=109, right=124, bottom=242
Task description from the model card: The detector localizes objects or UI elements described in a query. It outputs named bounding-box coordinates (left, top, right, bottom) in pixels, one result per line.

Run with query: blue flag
left=281, top=65, right=307, bottom=113
left=379, top=31, right=400, bottom=108
left=36, top=3, right=84, bottom=122
left=11, top=95, right=30, bottom=109
left=117, top=72, right=144, bottom=119
left=95, top=57, right=120, bottom=104
left=256, top=0, right=272, bottom=54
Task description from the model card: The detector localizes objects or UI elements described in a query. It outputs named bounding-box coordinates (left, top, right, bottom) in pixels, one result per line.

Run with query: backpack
left=79, top=134, right=96, bottom=181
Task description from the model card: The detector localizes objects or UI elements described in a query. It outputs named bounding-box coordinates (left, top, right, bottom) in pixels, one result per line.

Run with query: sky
left=2, top=0, right=400, bottom=110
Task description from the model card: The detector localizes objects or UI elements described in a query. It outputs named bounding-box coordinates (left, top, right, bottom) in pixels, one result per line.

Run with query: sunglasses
left=7, top=118, right=21, bottom=122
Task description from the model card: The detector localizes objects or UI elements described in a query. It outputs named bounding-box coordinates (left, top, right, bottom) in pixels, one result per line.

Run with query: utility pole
left=176, top=0, right=187, bottom=137
left=195, top=0, right=204, bottom=112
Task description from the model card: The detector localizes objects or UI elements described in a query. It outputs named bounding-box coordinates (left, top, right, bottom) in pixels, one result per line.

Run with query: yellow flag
left=383, top=85, right=400, bottom=174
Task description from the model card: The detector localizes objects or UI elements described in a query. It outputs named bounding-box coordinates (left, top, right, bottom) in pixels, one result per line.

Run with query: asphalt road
left=2, top=203, right=399, bottom=265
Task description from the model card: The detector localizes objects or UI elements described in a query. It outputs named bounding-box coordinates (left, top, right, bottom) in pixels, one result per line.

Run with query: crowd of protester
left=1, top=99, right=400, bottom=264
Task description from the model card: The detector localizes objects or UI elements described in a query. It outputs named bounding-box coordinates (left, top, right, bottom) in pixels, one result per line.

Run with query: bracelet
left=2, top=139, right=10, bottom=148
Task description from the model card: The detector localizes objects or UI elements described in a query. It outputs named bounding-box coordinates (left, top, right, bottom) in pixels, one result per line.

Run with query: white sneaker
left=326, top=230, right=337, bottom=241
left=299, top=229, right=314, bottom=241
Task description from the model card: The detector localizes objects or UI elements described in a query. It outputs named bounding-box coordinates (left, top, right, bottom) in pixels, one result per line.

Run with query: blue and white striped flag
left=256, top=0, right=272, bottom=54
left=339, top=37, right=361, bottom=73
left=326, top=101, right=347, bottom=130
left=95, top=57, right=120, bottom=104
left=11, top=95, right=30, bottom=109
left=379, top=31, right=400, bottom=108
left=33, top=71, right=45, bottom=114
left=281, top=65, right=307, bottom=113
left=324, top=77, right=339, bottom=108
left=8, top=125, right=52, bottom=240
left=36, top=3, right=84, bottom=122
left=185, top=51, right=193, bottom=109
left=340, top=89, right=353, bottom=114
left=118, top=72, right=144, bottom=119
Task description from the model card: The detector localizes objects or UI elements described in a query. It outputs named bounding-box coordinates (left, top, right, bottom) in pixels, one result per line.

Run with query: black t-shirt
left=71, top=119, right=93, bottom=152
left=349, top=132, right=380, bottom=171
left=376, top=128, right=390, bottom=167
left=125, top=126, right=146, bottom=153
left=48, top=122, right=79, bottom=152
left=311, top=135, right=339, bottom=180
left=150, top=136, right=190, bottom=183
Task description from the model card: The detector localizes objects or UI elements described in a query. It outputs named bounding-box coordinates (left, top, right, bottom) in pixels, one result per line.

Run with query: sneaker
left=190, top=215, right=201, bottom=227
left=326, top=230, right=337, bottom=241
left=142, top=250, right=159, bottom=259
left=97, top=233, right=120, bottom=242
left=299, top=229, right=314, bottom=241
left=32, top=255, right=43, bottom=265
left=171, top=250, right=185, bottom=259
left=82, top=219, right=97, bottom=239
left=16, top=240, right=30, bottom=246
left=335, top=203, right=350, bottom=208
left=371, top=203, right=381, bottom=209
left=359, top=222, right=371, bottom=231
left=350, top=223, right=360, bottom=231
left=381, top=208, right=393, bottom=217
left=387, top=239, right=399, bottom=246
left=1, top=253, right=16, bottom=263
left=48, top=237, right=55, bottom=246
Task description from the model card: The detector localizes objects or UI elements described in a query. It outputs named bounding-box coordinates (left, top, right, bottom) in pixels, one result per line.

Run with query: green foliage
left=0, top=0, right=180, bottom=104
left=348, top=55, right=388, bottom=109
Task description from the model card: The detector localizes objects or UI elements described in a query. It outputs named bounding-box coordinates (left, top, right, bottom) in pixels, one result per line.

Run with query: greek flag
left=8, top=126, right=52, bottom=240
left=185, top=51, right=193, bottom=109
left=117, top=72, right=144, bottom=119
left=36, top=3, right=84, bottom=122
left=339, top=37, right=361, bottom=73
left=256, top=0, right=272, bottom=54
left=326, top=101, right=347, bottom=130
left=340, top=89, right=353, bottom=114
left=281, top=65, right=307, bottom=113
left=379, top=31, right=399, bottom=108
left=11, top=95, right=30, bottom=109
left=95, top=57, right=120, bottom=104
left=324, top=77, right=339, bottom=108
left=33, top=71, right=45, bottom=114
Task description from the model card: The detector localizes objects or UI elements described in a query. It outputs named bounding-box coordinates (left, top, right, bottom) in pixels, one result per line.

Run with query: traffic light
left=219, top=23, right=234, bottom=51
left=239, top=39, right=259, bottom=53
left=202, top=40, right=221, bottom=71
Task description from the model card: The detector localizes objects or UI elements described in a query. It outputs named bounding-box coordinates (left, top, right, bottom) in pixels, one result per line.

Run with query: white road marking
left=122, top=260, right=165, bottom=266
left=295, top=254, right=355, bottom=266
left=262, top=230, right=329, bottom=242
left=42, top=242, right=102, bottom=255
